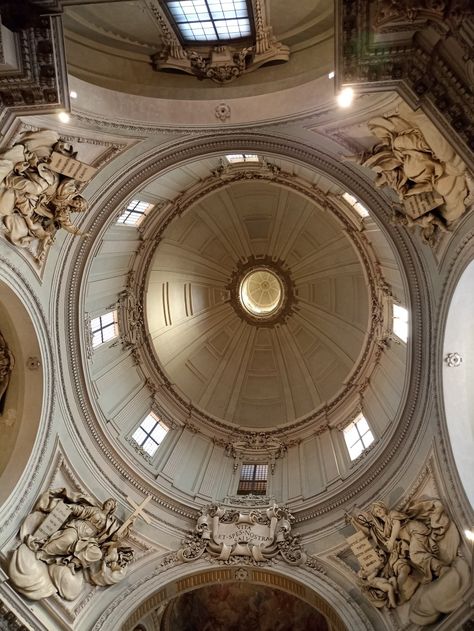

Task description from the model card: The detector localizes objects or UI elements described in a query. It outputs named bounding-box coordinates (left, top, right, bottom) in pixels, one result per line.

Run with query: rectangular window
left=91, top=311, right=118, bottom=348
left=393, top=304, right=408, bottom=342
left=164, top=0, right=252, bottom=43
left=225, top=153, right=259, bottom=164
left=116, top=200, right=152, bottom=226
left=343, top=414, right=374, bottom=461
left=237, top=463, right=268, bottom=495
left=342, top=191, right=369, bottom=218
left=132, top=413, right=169, bottom=457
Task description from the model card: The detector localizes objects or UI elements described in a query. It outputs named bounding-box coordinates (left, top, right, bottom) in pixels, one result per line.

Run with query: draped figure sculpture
left=0, top=130, right=91, bottom=262
left=8, top=488, right=134, bottom=601
left=346, top=498, right=471, bottom=625
left=355, top=114, right=472, bottom=244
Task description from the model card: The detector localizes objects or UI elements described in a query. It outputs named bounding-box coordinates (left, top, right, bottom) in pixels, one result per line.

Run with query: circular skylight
left=239, top=268, right=284, bottom=317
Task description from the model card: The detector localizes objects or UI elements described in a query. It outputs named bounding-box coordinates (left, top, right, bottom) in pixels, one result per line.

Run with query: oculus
left=239, top=268, right=283, bottom=318
left=228, top=256, right=296, bottom=327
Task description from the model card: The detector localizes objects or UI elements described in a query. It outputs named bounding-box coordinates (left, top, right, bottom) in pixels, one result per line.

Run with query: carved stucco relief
left=0, top=130, right=96, bottom=263
left=345, top=497, right=471, bottom=626
left=353, top=111, right=472, bottom=244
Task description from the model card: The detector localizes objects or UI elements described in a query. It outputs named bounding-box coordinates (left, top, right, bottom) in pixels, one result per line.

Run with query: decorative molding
left=0, top=13, right=69, bottom=129
left=444, top=352, right=463, bottom=367
left=336, top=0, right=474, bottom=166
left=0, top=598, right=28, bottom=631
left=163, top=502, right=326, bottom=573
left=60, top=132, right=425, bottom=526
left=226, top=254, right=297, bottom=328
left=128, top=159, right=395, bottom=441
left=215, top=103, right=231, bottom=122
left=149, top=0, right=289, bottom=83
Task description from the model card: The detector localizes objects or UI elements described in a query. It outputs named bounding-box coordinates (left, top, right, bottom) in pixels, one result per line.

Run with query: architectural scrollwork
left=175, top=502, right=317, bottom=569
left=118, top=287, right=144, bottom=349
left=150, top=0, right=289, bottom=83
left=7, top=488, right=147, bottom=601
left=355, top=114, right=472, bottom=244
left=345, top=498, right=471, bottom=625
left=0, top=131, right=96, bottom=262
left=225, top=432, right=288, bottom=473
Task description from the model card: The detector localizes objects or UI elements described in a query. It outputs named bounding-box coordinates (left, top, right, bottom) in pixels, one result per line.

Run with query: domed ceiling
left=146, top=180, right=369, bottom=429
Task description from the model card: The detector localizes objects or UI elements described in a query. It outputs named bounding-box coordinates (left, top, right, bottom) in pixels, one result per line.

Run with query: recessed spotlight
left=69, top=90, right=78, bottom=99
left=58, top=112, right=70, bottom=123
left=337, top=87, right=354, bottom=108
left=328, top=71, right=335, bottom=79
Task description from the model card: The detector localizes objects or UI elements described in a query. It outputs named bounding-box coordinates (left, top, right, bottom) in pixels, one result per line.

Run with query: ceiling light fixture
left=337, top=87, right=354, bottom=108
left=69, top=90, right=78, bottom=99
left=58, top=112, right=70, bottom=123
left=328, top=71, right=335, bottom=79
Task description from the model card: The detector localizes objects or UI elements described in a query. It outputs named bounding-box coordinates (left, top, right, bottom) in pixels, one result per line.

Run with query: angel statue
left=8, top=488, right=134, bottom=601
left=345, top=498, right=471, bottom=625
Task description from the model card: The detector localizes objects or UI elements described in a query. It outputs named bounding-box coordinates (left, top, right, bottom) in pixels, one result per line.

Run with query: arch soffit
left=93, top=562, right=379, bottom=631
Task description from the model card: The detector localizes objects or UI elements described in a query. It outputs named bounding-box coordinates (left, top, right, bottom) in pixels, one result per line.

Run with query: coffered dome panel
left=146, top=180, right=369, bottom=428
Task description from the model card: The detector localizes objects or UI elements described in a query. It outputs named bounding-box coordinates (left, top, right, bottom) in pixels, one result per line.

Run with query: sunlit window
left=116, top=200, right=152, bottom=226
left=342, top=192, right=369, bottom=218
left=343, top=415, right=374, bottom=460
left=225, top=153, right=259, bottom=164
left=164, top=0, right=252, bottom=42
left=132, top=413, right=169, bottom=457
left=91, top=311, right=118, bottom=348
left=237, top=463, right=268, bottom=494
left=393, top=304, right=408, bottom=342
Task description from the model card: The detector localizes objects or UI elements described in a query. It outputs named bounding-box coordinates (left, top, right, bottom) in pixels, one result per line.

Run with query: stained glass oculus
left=165, top=0, right=252, bottom=42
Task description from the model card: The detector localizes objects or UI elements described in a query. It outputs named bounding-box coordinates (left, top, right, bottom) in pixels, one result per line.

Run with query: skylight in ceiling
left=165, top=0, right=252, bottom=42
left=226, top=153, right=259, bottom=163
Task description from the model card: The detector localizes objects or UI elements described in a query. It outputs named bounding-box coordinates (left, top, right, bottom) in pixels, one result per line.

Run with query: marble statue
left=0, top=130, right=92, bottom=262
left=0, top=332, right=14, bottom=412
left=8, top=488, right=134, bottom=601
left=356, top=114, right=472, bottom=244
left=346, top=498, right=471, bottom=625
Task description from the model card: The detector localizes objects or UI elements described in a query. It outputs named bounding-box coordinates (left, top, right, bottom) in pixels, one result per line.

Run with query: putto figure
left=8, top=488, right=134, bottom=601
left=0, top=130, right=94, bottom=262
left=346, top=498, right=471, bottom=625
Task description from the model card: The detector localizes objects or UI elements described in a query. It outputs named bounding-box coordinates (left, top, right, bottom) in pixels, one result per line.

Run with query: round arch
left=0, top=266, right=46, bottom=509
left=90, top=560, right=380, bottom=631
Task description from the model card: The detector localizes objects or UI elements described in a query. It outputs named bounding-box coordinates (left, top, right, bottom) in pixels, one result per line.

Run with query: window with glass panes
left=131, top=413, right=169, bottom=457
left=225, top=153, right=259, bottom=164
left=343, top=415, right=374, bottom=461
left=237, top=463, right=268, bottom=494
left=116, top=200, right=151, bottom=226
left=164, top=0, right=252, bottom=43
left=342, top=191, right=369, bottom=217
left=90, top=311, right=118, bottom=348
left=393, top=304, right=408, bottom=343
